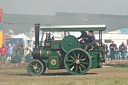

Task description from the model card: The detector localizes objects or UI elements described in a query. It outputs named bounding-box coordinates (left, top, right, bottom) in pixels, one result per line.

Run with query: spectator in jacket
left=109, top=41, right=117, bottom=60
left=11, top=51, right=22, bottom=63
left=7, top=44, right=13, bottom=61
left=119, top=42, right=127, bottom=59
left=25, top=46, right=33, bottom=62
left=0, top=44, right=8, bottom=64
left=114, top=44, right=120, bottom=60
left=18, top=45, right=24, bottom=57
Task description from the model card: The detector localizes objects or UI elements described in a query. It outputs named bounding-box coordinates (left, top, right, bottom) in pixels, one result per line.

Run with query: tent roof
left=13, top=33, right=30, bottom=40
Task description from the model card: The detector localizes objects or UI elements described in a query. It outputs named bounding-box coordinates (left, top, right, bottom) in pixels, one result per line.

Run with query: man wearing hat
left=77, top=31, right=89, bottom=48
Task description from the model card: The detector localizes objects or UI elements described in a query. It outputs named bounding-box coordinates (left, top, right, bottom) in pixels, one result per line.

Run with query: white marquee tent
left=12, top=33, right=30, bottom=47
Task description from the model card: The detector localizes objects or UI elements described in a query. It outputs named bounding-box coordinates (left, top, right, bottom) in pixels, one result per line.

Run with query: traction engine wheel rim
left=64, top=48, right=91, bottom=75
left=41, top=60, right=46, bottom=74
left=27, top=59, right=45, bottom=76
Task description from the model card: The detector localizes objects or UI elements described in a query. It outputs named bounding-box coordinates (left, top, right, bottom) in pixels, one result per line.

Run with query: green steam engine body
left=27, top=24, right=106, bottom=76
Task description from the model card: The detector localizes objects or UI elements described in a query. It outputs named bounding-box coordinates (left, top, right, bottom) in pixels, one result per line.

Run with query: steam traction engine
left=27, top=24, right=106, bottom=76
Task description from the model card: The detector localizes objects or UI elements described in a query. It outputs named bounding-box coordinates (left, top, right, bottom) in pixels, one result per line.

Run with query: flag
left=0, top=8, right=5, bottom=48
left=0, top=29, right=5, bottom=48
left=0, top=22, right=3, bottom=31
left=0, top=7, right=3, bottom=31
left=0, top=29, right=3, bottom=48
left=2, top=29, right=5, bottom=44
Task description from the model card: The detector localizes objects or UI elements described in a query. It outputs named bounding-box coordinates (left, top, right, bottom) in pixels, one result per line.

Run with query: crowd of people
left=105, top=41, right=127, bottom=60
left=0, top=43, right=33, bottom=64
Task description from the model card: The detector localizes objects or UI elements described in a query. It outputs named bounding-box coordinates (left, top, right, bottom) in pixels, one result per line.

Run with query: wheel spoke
left=80, top=54, right=84, bottom=59
left=73, top=52, right=77, bottom=59
left=33, top=63, right=36, bottom=66
left=82, top=58, right=86, bottom=61
left=78, top=53, right=80, bottom=59
left=68, top=60, right=74, bottom=62
left=80, top=64, right=85, bottom=68
left=69, top=63, right=73, bottom=66
left=76, top=65, right=78, bottom=72
left=70, top=56, right=75, bottom=60
left=79, top=65, right=81, bottom=71
left=70, top=66, right=75, bottom=71
left=36, top=68, right=40, bottom=72
left=37, top=65, right=40, bottom=68
left=35, top=63, right=38, bottom=66
left=81, top=62, right=87, bottom=64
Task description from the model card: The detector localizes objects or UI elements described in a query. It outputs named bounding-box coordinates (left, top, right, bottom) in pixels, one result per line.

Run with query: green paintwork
left=89, top=52, right=100, bottom=68
left=99, top=47, right=103, bottom=50
left=61, top=35, right=79, bottom=52
left=64, top=48, right=91, bottom=75
left=51, top=41, right=61, bottom=49
left=49, top=51, right=58, bottom=56
left=49, top=56, right=59, bottom=69
left=40, top=48, right=48, bottom=59
left=41, top=25, right=106, bottom=31
left=27, top=59, right=44, bottom=76
left=40, top=48, right=58, bottom=59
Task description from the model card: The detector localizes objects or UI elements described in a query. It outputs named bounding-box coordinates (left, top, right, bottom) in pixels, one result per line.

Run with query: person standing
left=17, top=45, right=24, bottom=62
left=109, top=41, right=117, bottom=60
left=114, top=44, right=120, bottom=60
left=106, top=44, right=110, bottom=60
left=25, top=46, right=33, bottom=62
left=18, top=45, right=24, bottom=56
left=119, top=42, right=127, bottom=59
left=0, top=44, right=8, bottom=64
left=7, top=44, right=13, bottom=62
left=11, top=51, right=22, bottom=63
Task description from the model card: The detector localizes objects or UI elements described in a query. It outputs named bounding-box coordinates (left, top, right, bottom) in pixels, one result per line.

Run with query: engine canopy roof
left=40, top=25, right=106, bottom=31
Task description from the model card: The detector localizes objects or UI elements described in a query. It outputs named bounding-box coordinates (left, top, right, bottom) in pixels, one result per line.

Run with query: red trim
left=81, top=37, right=85, bottom=42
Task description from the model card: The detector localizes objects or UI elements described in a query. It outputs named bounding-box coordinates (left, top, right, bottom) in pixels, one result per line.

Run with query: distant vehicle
left=27, top=24, right=106, bottom=76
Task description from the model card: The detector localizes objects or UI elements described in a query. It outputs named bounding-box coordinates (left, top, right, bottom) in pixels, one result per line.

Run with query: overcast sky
left=0, top=0, right=128, bottom=15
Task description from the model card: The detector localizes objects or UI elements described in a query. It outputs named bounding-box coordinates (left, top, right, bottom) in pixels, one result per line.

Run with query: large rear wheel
left=64, top=48, right=91, bottom=75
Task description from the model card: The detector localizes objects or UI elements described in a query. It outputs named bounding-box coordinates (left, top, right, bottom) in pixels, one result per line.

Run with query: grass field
left=0, top=66, right=128, bottom=85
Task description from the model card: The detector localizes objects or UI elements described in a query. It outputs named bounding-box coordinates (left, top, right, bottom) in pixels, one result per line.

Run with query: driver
left=77, top=31, right=90, bottom=48
left=84, top=30, right=96, bottom=50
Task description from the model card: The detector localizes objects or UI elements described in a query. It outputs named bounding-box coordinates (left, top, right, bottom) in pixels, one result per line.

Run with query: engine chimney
left=34, top=24, right=40, bottom=48
left=32, top=24, right=40, bottom=59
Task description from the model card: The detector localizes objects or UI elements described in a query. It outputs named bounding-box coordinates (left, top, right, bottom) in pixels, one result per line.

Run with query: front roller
left=64, top=48, right=91, bottom=75
left=27, top=59, right=46, bottom=76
